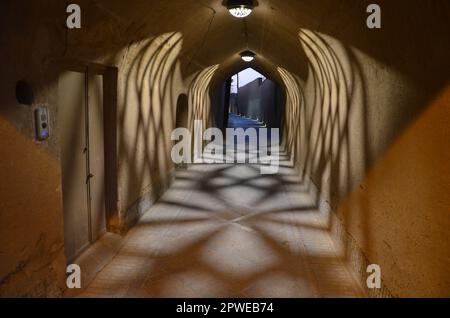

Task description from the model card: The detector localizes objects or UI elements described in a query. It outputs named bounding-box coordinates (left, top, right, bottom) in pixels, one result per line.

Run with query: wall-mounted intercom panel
left=35, top=106, right=50, bottom=141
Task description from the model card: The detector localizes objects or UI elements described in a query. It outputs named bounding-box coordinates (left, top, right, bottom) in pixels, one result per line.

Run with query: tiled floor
left=80, top=159, right=364, bottom=298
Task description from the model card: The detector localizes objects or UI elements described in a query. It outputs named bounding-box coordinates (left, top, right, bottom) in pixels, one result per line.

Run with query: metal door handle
left=86, top=173, right=94, bottom=184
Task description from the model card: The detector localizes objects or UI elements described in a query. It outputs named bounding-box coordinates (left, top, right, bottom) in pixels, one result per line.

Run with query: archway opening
left=211, top=67, right=284, bottom=132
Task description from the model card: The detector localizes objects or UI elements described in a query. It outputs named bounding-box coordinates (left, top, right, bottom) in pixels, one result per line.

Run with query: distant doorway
left=175, top=94, right=189, bottom=128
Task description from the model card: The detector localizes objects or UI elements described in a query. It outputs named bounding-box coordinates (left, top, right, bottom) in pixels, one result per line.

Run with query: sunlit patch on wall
left=118, top=32, right=184, bottom=213
left=188, top=64, right=220, bottom=130
left=277, top=67, right=302, bottom=162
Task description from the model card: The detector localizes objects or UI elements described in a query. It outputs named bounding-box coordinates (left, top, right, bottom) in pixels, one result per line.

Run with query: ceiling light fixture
left=227, top=0, right=254, bottom=18
left=240, top=50, right=256, bottom=62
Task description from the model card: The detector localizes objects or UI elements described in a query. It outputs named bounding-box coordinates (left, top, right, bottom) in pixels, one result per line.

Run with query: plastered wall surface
left=0, top=117, right=66, bottom=297
left=115, top=33, right=185, bottom=228
left=281, top=13, right=450, bottom=296
left=0, top=1, right=67, bottom=297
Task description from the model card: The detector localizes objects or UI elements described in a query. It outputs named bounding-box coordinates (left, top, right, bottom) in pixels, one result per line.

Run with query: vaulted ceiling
left=55, top=0, right=372, bottom=83
left=3, top=0, right=448, bottom=91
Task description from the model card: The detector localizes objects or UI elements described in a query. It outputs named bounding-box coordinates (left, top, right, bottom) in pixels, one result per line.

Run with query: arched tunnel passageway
left=0, top=0, right=449, bottom=298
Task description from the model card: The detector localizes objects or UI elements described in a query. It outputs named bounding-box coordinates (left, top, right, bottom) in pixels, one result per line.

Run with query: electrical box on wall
left=35, top=106, right=50, bottom=141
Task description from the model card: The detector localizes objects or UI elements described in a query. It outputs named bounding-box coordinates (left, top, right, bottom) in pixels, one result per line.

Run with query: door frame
left=56, top=59, right=119, bottom=235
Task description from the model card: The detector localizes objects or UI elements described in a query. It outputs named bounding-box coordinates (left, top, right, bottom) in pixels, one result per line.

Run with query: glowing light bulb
left=240, top=50, right=256, bottom=62
left=228, top=6, right=253, bottom=18
left=227, top=1, right=254, bottom=18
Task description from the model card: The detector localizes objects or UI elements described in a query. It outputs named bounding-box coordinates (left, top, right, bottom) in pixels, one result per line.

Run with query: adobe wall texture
left=281, top=3, right=450, bottom=296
